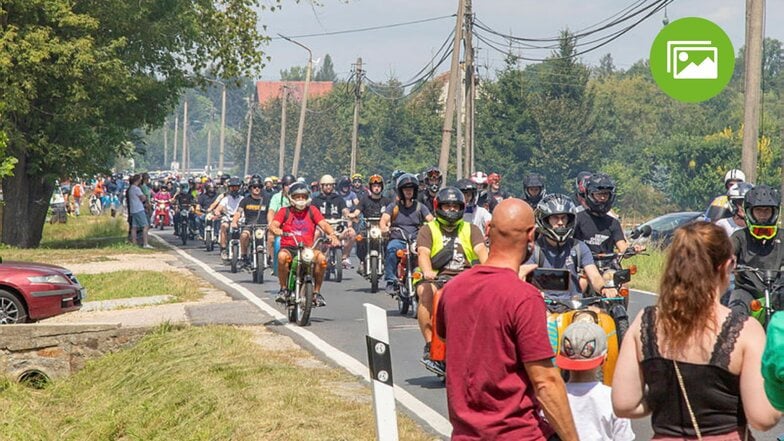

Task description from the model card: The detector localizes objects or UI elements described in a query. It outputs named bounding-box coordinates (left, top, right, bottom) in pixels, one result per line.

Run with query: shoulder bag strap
left=673, top=361, right=702, bottom=441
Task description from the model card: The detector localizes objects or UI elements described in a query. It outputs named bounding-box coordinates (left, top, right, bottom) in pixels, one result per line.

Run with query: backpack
left=72, top=184, right=82, bottom=198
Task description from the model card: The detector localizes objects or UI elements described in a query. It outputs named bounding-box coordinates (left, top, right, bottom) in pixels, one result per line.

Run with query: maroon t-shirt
left=437, top=265, right=555, bottom=441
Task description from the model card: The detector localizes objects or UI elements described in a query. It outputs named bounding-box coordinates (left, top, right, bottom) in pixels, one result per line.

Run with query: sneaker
left=342, top=258, right=352, bottom=269
left=385, top=282, right=396, bottom=296
left=143, top=244, right=154, bottom=249
left=314, top=293, right=326, bottom=307
left=274, top=289, right=287, bottom=304
left=357, top=262, right=365, bottom=276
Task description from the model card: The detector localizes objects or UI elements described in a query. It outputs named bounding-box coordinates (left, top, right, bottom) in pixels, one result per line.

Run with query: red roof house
left=256, top=81, right=334, bottom=106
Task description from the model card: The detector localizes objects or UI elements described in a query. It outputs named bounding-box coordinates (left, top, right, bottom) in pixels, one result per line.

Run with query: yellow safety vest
left=426, top=220, right=479, bottom=266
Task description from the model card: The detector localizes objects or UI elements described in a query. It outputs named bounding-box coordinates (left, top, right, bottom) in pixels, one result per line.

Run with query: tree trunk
left=2, top=154, right=53, bottom=248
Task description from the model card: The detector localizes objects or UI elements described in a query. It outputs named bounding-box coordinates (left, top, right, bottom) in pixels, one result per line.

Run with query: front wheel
left=369, top=256, right=379, bottom=293
left=297, top=282, right=313, bottom=326
left=253, top=251, right=264, bottom=284
left=230, top=242, right=239, bottom=273
left=0, top=290, right=28, bottom=324
left=610, top=304, right=629, bottom=346
left=205, top=230, right=213, bottom=252
left=158, top=215, right=164, bottom=230
left=180, top=222, right=188, bottom=246
left=397, top=287, right=410, bottom=315
left=334, top=248, right=343, bottom=282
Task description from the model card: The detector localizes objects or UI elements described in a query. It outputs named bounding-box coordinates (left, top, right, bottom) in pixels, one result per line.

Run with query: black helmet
left=391, top=169, right=406, bottom=183
left=205, top=182, right=216, bottom=194
left=434, top=187, right=466, bottom=227
left=152, top=181, right=161, bottom=192
left=249, top=175, right=263, bottom=188
left=396, top=173, right=419, bottom=200
left=522, top=173, right=546, bottom=207
left=584, top=173, right=616, bottom=214
left=535, top=193, right=577, bottom=244
left=456, top=179, right=478, bottom=206
left=220, top=173, right=231, bottom=184
left=228, top=177, right=241, bottom=187
left=187, top=177, right=195, bottom=185
left=744, top=185, right=780, bottom=238
left=280, top=174, right=296, bottom=187
left=338, top=176, right=351, bottom=195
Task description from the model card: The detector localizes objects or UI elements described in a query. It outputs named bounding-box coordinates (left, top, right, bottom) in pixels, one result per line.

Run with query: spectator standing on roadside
left=762, top=313, right=784, bottom=412
left=436, top=198, right=578, bottom=441
left=128, top=174, right=153, bottom=249
left=71, top=180, right=83, bottom=216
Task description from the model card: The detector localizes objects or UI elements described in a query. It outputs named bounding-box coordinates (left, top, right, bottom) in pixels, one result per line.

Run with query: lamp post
left=279, top=34, right=312, bottom=177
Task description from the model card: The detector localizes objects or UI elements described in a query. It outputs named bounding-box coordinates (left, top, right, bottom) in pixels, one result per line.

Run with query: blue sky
left=256, top=0, right=783, bottom=82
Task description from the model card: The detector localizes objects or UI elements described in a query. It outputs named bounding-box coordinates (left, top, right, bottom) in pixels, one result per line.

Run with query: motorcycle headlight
left=369, top=227, right=381, bottom=240
left=301, top=248, right=315, bottom=263
left=28, top=274, right=69, bottom=284
left=409, top=240, right=418, bottom=254
left=254, top=229, right=265, bottom=240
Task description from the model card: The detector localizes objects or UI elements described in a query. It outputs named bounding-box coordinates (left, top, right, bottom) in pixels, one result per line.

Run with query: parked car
left=0, top=260, right=84, bottom=324
left=629, top=211, right=703, bottom=248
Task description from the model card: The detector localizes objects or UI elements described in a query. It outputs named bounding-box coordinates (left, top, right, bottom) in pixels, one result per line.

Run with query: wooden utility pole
left=350, top=57, right=363, bottom=176
left=172, top=115, right=179, bottom=170
left=438, top=0, right=466, bottom=184
left=456, top=63, right=464, bottom=181
left=163, top=120, right=168, bottom=170
left=182, top=101, right=188, bottom=173
left=742, top=0, right=765, bottom=182
left=278, top=85, right=288, bottom=177
left=463, top=0, right=475, bottom=177
left=244, top=98, right=254, bottom=178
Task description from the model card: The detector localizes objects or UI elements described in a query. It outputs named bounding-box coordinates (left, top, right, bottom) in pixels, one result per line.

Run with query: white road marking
left=150, top=233, right=453, bottom=438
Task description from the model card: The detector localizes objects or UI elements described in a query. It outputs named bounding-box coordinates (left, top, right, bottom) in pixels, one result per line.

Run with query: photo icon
left=667, top=41, right=718, bottom=80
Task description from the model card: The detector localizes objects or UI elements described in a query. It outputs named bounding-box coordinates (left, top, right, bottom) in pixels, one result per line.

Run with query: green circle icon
left=649, top=17, right=734, bottom=102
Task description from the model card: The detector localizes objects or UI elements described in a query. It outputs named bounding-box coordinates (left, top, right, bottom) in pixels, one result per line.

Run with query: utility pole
left=278, top=85, right=288, bottom=177
left=244, top=97, right=254, bottom=178
left=438, top=0, right=466, bottom=183
left=350, top=57, right=363, bottom=176
left=463, top=0, right=475, bottom=177
left=218, top=82, right=227, bottom=176
left=742, top=0, right=765, bottom=182
left=163, top=120, right=168, bottom=170
left=279, top=34, right=313, bottom=177
left=456, top=63, right=464, bottom=181
left=206, top=128, right=212, bottom=173
left=182, top=100, right=188, bottom=174
left=172, top=115, right=179, bottom=171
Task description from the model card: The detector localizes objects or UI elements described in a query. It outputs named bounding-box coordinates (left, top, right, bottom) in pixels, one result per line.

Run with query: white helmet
left=319, top=174, right=336, bottom=185
left=724, top=169, right=746, bottom=186
left=470, top=171, right=488, bottom=185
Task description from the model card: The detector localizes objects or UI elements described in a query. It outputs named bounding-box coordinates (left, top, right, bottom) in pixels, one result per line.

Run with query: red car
left=0, top=260, right=84, bottom=324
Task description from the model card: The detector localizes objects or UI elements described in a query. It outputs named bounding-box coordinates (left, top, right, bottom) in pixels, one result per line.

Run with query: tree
left=0, top=0, right=273, bottom=247
left=280, top=66, right=307, bottom=81
left=314, top=54, right=337, bottom=82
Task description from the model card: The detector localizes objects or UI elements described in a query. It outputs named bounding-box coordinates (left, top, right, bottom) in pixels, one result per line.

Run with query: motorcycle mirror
left=641, top=225, right=652, bottom=237
left=613, top=269, right=632, bottom=286
left=630, top=228, right=642, bottom=240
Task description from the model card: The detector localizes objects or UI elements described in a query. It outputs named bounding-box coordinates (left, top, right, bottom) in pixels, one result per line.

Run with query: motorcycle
left=203, top=213, right=220, bottom=252
left=392, top=227, right=418, bottom=317
left=247, top=224, right=268, bottom=284
left=153, top=201, right=172, bottom=230
left=356, top=217, right=385, bottom=293
left=323, top=219, right=348, bottom=283
left=227, top=225, right=241, bottom=273
left=280, top=233, right=325, bottom=326
left=733, top=265, right=784, bottom=329
left=177, top=205, right=197, bottom=246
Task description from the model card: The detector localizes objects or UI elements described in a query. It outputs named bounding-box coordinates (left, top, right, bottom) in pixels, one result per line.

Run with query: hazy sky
left=256, top=0, right=784, bottom=82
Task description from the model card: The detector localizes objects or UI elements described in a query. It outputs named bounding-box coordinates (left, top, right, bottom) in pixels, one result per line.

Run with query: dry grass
left=77, top=270, right=205, bottom=302
left=0, top=325, right=439, bottom=441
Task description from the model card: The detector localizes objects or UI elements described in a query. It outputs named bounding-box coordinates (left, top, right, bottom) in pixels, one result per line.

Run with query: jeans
left=195, top=214, right=206, bottom=237
left=385, top=239, right=406, bottom=284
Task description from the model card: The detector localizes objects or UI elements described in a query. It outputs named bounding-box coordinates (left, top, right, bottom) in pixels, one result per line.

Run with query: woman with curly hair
left=612, top=221, right=780, bottom=440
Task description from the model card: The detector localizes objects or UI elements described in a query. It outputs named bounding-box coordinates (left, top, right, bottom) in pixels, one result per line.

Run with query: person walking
left=612, top=221, right=781, bottom=439
left=128, top=174, right=153, bottom=249
left=436, top=198, right=578, bottom=441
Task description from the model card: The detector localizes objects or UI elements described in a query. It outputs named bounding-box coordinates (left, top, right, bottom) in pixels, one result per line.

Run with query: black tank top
left=641, top=306, right=748, bottom=437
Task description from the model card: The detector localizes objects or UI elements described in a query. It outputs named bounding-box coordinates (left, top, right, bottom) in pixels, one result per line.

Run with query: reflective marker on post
left=364, top=303, right=399, bottom=441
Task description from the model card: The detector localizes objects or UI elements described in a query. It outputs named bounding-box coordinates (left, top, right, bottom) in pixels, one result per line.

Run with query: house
left=255, top=81, right=334, bottom=106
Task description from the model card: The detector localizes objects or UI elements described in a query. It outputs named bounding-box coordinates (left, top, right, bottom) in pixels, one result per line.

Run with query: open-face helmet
left=280, top=174, right=296, bottom=188
left=456, top=179, right=478, bottom=206
left=396, top=173, right=419, bottom=201
left=368, top=174, right=384, bottom=193
left=727, top=182, right=753, bottom=216
left=724, top=169, right=746, bottom=188
left=536, top=193, right=577, bottom=244
left=228, top=177, right=242, bottom=197
left=522, top=173, right=546, bottom=207
left=338, top=176, right=351, bottom=196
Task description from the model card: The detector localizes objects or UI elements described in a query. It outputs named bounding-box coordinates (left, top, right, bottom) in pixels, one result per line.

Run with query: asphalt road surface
left=153, top=229, right=784, bottom=441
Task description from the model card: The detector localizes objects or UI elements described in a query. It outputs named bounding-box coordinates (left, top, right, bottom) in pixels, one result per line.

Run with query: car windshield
left=642, top=212, right=699, bottom=232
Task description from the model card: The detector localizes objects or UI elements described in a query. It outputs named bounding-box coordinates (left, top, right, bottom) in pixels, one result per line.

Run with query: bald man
left=436, top=198, right=578, bottom=441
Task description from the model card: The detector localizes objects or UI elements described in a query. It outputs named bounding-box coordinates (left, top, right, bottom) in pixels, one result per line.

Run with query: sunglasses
left=250, top=185, right=262, bottom=190
left=750, top=226, right=777, bottom=240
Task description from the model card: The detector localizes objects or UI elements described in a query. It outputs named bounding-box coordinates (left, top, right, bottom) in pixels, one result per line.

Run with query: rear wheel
left=334, top=248, right=343, bottom=282
left=369, top=256, right=379, bottom=293
left=0, top=290, right=27, bottom=324
left=180, top=221, right=188, bottom=246
left=205, top=230, right=213, bottom=252
left=297, top=282, right=313, bottom=326
left=397, top=287, right=410, bottom=315
left=230, top=242, right=239, bottom=273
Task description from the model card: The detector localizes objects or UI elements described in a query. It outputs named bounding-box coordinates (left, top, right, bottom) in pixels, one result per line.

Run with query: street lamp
left=278, top=34, right=312, bottom=177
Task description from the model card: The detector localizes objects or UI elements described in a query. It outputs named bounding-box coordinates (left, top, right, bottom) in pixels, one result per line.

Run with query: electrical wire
left=271, top=14, right=455, bottom=40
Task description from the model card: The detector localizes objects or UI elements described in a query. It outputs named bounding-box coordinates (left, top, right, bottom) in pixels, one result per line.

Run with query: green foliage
left=314, top=54, right=337, bottom=82
left=279, top=66, right=308, bottom=81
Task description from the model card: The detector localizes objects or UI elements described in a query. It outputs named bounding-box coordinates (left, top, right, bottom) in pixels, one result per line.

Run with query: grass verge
left=78, top=270, right=204, bottom=302
left=0, top=325, right=436, bottom=441
left=627, top=248, right=665, bottom=294
left=0, top=215, right=161, bottom=263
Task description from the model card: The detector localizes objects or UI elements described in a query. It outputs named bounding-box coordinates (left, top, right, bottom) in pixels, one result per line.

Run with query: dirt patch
left=66, top=253, right=188, bottom=275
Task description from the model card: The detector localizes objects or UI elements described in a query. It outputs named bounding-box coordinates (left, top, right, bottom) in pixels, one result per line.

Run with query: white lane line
left=632, top=288, right=658, bottom=296
left=150, top=233, right=453, bottom=438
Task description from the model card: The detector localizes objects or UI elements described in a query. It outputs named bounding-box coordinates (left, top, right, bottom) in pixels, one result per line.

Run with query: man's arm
left=524, top=360, right=579, bottom=441
left=380, top=213, right=391, bottom=233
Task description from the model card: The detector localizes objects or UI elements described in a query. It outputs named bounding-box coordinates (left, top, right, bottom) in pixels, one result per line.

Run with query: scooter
left=153, top=201, right=172, bottom=229
left=356, top=217, right=385, bottom=292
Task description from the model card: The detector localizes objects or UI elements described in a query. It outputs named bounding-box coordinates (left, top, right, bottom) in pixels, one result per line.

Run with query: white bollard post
left=364, top=303, right=399, bottom=441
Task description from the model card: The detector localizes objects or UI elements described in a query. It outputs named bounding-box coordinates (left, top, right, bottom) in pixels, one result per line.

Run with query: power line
left=270, top=14, right=455, bottom=40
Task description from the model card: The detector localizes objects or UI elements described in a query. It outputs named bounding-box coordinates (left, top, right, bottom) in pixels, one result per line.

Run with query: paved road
left=153, top=229, right=783, bottom=441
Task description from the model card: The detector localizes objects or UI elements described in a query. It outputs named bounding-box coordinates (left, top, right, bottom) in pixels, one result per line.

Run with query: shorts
left=280, top=246, right=299, bottom=256
left=131, top=211, right=149, bottom=228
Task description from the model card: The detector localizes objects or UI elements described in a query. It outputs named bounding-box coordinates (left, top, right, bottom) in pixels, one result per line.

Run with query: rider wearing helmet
left=416, top=187, right=488, bottom=376
left=486, top=172, right=510, bottom=211
left=522, top=172, right=546, bottom=208
left=456, top=179, right=491, bottom=234
left=313, top=174, right=355, bottom=268
left=266, top=174, right=297, bottom=275
left=520, top=193, right=617, bottom=299
left=717, top=182, right=754, bottom=237
left=351, top=173, right=367, bottom=195
left=231, top=175, right=270, bottom=266
left=380, top=173, right=434, bottom=295
left=356, top=174, right=392, bottom=273
left=729, top=184, right=784, bottom=315
left=418, top=167, right=443, bottom=213
left=470, top=171, right=490, bottom=210
left=572, top=171, right=593, bottom=213
left=573, top=173, right=639, bottom=263
left=173, top=181, right=195, bottom=238
left=216, top=177, right=244, bottom=260
left=263, top=177, right=275, bottom=198
left=269, top=182, right=341, bottom=307
left=196, top=181, right=219, bottom=239
left=705, top=169, right=747, bottom=222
